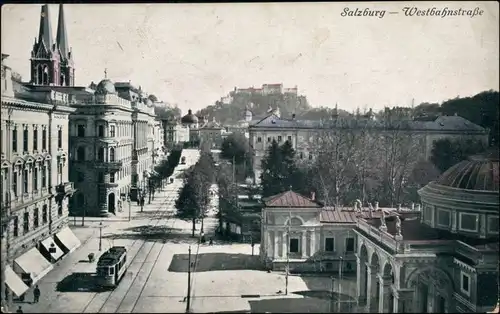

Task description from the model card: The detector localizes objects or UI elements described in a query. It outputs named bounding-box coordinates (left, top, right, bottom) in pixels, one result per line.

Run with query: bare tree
left=377, top=121, right=423, bottom=206
left=311, top=120, right=358, bottom=206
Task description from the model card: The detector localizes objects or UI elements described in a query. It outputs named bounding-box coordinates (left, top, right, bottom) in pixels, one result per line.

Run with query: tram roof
left=97, top=246, right=127, bottom=266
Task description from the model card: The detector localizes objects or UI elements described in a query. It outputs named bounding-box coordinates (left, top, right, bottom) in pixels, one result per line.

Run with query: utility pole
left=128, top=196, right=131, bottom=221
left=232, top=155, right=235, bottom=184
left=186, top=245, right=192, bottom=313
left=99, top=221, right=103, bottom=251
left=285, top=210, right=291, bottom=295
left=330, top=276, right=335, bottom=313
left=338, top=256, right=343, bottom=313
left=82, top=201, right=86, bottom=226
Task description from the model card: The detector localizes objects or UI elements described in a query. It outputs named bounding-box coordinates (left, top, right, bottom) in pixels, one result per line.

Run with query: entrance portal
left=108, top=193, right=116, bottom=214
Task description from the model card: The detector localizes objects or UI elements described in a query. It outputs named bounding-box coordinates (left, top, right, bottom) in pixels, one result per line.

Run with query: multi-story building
left=248, top=111, right=489, bottom=179
left=198, top=117, right=225, bottom=149
left=152, top=119, right=164, bottom=164
left=68, top=78, right=134, bottom=216
left=162, top=118, right=190, bottom=148
left=114, top=82, right=157, bottom=201
left=355, top=153, right=499, bottom=313
left=1, top=50, right=79, bottom=309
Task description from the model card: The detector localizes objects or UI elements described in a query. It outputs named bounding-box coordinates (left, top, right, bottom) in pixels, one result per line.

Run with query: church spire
left=38, top=4, right=53, bottom=49
left=56, top=4, right=69, bottom=60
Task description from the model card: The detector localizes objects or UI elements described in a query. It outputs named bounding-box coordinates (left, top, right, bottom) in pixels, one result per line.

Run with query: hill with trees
left=195, top=89, right=352, bottom=124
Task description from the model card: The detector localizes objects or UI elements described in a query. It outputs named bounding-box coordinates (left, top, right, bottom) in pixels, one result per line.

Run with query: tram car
left=96, top=246, right=128, bottom=288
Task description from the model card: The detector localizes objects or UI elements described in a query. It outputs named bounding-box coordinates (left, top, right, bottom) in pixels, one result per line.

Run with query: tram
left=96, top=246, right=128, bottom=288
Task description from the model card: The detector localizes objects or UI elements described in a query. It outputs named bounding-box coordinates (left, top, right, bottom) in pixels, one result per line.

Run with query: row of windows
left=10, top=167, right=48, bottom=197
left=77, top=124, right=117, bottom=138
left=432, top=206, right=499, bottom=234
left=9, top=128, right=63, bottom=153
left=75, top=166, right=131, bottom=184
left=287, top=237, right=355, bottom=253
left=76, top=147, right=117, bottom=162
left=257, top=135, right=293, bottom=143
left=11, top=204, right=62, bottom=237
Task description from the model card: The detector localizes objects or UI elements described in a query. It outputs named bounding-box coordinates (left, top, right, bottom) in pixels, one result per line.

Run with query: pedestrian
left=16, top=306, right=23, bottom=313
left=209, top=237, right=213, bottom=245
left=33, top=285, right=40, bottom=303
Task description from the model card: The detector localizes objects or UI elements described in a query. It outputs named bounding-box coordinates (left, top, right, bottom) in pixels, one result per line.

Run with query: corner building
left=2, top=47, right=79, bottom=310
left=68, top=79, right=134, bottom=216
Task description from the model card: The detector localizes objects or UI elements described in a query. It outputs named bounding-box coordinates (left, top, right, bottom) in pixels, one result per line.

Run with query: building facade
left=162, top=119, right=190, bottom=148
left=248, top=112, right=489, bottom=179
left=260, top=190, right=360, bottom=273
left=354, top=154, right=499, bottom=313
left=68, top=79, right=134, bottom=216
left=198, top=117, right=225, bottom=149
left=2, top=50, right=80, bottom=310
left=114, top=82, right=157, bottom=201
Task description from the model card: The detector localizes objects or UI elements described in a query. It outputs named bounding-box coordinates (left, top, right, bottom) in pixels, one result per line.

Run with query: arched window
left=35, top=64, right=43, bottom=85
left=77, top=147, right=85, bottom=161
left=60, top=73, right=66, bottom=86
left=109, top=148, right=115, bottom=162
left=42, top=65, right=49, bottom=85
left=98, top=147, right=105, bottom=162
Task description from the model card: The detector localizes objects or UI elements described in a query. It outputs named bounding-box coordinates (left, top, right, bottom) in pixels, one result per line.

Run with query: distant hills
left=195, top=85, right=351, bottom=124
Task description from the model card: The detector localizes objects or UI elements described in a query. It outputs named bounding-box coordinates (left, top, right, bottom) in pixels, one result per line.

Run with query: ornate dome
left=95, top=79, right=116, bottom=95
left=436, top=153, right=499, bottom=192
left=181, top=109, right=198, bottom=124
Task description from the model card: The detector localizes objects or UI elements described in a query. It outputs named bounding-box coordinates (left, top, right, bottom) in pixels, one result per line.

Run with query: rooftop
left=250, top=114, right=486, bottom=133
left=262, top=190, right=321, bottom=208
left=97, top=246, right=126, bottom=266
left=436, top=154, right=499, bottom=192
left=365, top=216, right=498, bottom=246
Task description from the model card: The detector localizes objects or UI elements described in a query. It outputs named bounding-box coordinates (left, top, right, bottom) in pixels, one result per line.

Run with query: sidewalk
left=68, top=183, right=182, bottom=223
left=14, top=185, right=183, bottom=313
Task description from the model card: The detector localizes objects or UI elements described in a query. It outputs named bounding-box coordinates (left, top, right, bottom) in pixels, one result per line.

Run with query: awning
left=5, top=265, right=29, bottom=297
left=55, top=226, right=81, bottom=253
left=40, top=237, right=64, bottom=262
left=13, top=247, right=53, bottom=286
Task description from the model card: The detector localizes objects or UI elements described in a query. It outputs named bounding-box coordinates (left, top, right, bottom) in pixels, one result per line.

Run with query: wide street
left=16, top=149, right=358, bottom=313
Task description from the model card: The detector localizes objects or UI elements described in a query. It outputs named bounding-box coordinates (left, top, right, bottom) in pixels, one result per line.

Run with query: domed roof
left=181, top=109, right=198, bottom=124
left=95, top=79, right=116, bottom=95
left=436, top=153, right=499, bottom=192
left=148, top=94, right=158, bottom=102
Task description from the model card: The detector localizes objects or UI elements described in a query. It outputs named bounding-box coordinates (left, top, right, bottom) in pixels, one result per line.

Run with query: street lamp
left=99, top=221, right=103, bottom=251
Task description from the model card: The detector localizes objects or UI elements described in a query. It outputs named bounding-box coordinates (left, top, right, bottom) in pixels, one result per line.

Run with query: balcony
left=56, top=182, right=76, bottom=196
left=95, top=160, right=123, bottom=171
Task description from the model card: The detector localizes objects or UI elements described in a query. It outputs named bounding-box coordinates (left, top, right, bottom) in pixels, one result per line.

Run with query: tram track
left=81, top=189, right=180, bottom=313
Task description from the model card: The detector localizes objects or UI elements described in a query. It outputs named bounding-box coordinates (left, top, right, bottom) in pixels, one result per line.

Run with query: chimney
left=310, top=192, right=315, bottom=201
left=411, top=203, right=415, bottom=211
left=416, top=204, right=421, bottom=211
left=292, top=113, right=296, bottom=120
left=375, top=202, right=379, bottom=211
left=397, top=204, right=402, bottom=212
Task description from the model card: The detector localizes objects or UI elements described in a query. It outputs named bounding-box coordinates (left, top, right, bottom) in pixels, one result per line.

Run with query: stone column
left=273, top=230, right=279, bottom=259
left=301, top=231, right=307, bottom=258
left=310, top=229, right=316, bottom=255
left=282, top=231, right=288, bottom=258
left=393, top=290, right=413, bottom=313
left=356, top=255, right=367, bottom=305
left=365, top=265, right=377, bottom=312
left=378, top=275, right=392, bottom=313
left=427, top=284, right=435, bottom=313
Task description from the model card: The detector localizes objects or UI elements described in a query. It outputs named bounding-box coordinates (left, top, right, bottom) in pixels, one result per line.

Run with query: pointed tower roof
left=56, top=4, right=69, bottom=60
left=38, top=4, right=53, bottom=49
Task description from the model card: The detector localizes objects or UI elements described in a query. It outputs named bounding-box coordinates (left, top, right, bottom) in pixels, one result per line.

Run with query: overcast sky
left=2, top=2, right=498, bottom=114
